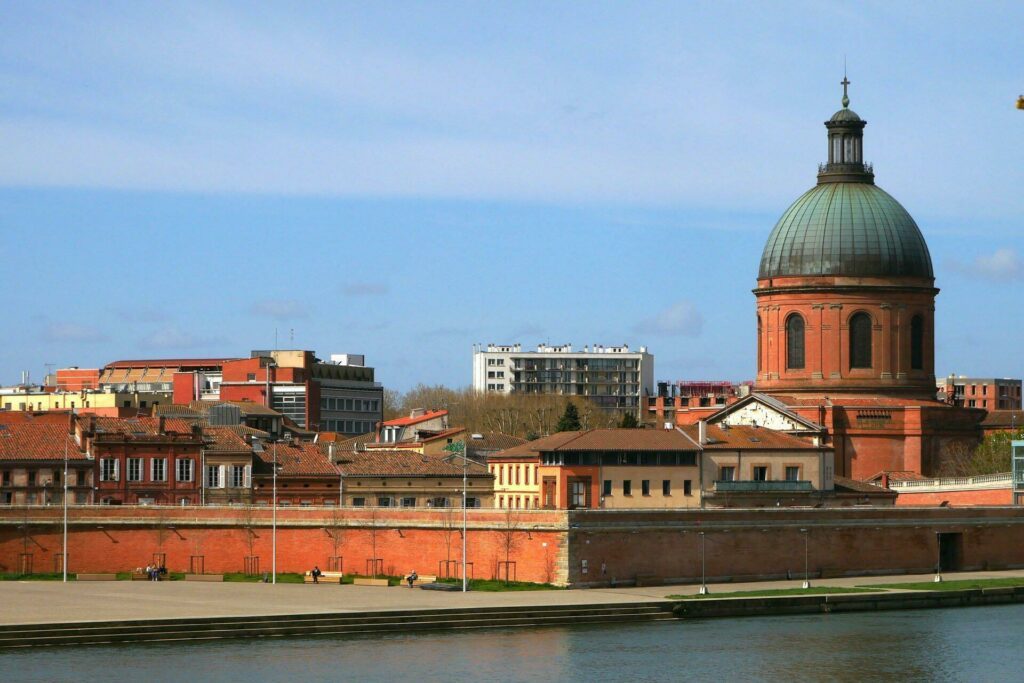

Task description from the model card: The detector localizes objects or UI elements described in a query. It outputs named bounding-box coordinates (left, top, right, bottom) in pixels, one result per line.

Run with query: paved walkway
left=3, top=570, right=1024, bottom=626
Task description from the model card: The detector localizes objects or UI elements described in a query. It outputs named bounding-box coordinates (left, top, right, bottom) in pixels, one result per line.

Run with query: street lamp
left=698, top=531, right=709, bottom=595
left=62, top=432, right=69, bottom=583
left=443, top=440, right=470, bottom=593
left=800, top=528, right=810, bottom=589
left=934, top=531, right=943, bottom=583
left=272, top=440, right=279, bottom=585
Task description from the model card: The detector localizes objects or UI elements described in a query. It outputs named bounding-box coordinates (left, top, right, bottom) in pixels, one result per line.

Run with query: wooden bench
left=407, top=574, right=437, bottom=586
left=352, top=577, right=390, bottom=587
left=184, top=574, right=223, bottom=582
left=304, top=571, right=344, bottom=584
left=76, top=573, right=117, bottom=581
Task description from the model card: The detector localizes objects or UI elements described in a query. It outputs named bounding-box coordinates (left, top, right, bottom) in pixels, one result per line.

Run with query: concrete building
left=937, top=376, right=1022, bottom=411
left=644, top=380, right=752, bottom=426
left=472, top=343, right=654, bottom=413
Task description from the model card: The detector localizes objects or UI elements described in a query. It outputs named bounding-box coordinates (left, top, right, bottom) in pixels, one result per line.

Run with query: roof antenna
left=841, top=57, right=850, bottom=109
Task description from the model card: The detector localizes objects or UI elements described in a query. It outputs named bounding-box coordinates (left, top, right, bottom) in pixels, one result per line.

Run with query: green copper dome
left=758, top=182, right=934, bottom=279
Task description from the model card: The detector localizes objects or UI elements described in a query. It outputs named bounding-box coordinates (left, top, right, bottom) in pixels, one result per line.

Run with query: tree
left=556, top=403, right=582, bottom=432
left=619, top=412, right=640, bottom=429
left=497, top=509, right=522, bottom=584
left=937, top=430, right=1024, bottom=477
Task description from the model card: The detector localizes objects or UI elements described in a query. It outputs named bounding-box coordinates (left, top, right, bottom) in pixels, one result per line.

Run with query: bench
left=130, top=572, right=165, bottom=581
left=184, top=574, right=223, bottom=582
left=352, top=577, right=390, bottom=587
left=304, top=571, right=344, bottom=584
left=76, top=573, right=118, bottom=581
left=407, top=574, right=438, bottom=586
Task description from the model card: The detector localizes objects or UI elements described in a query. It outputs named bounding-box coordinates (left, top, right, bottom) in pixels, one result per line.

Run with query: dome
left=829, top=108, right=861, bottom=122
left=758, top=182, right=934, bottom=279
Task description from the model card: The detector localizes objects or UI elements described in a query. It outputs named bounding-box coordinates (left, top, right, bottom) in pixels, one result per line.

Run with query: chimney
left=158, top=416, right=166, bottom=435
left=881, top=472, right=889, bottom=489
left=89, top=415, right=96, bottom=434
left=697, top=420, right=708, bottom=445
left=67, top=411, right=75, bottom=435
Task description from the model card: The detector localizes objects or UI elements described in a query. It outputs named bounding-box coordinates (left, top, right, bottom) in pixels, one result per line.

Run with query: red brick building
left=752, top=82, right=982, bottom=479
left=77, top=416, right=204, bottom=505
left=0, top=422, right=93, bottom=505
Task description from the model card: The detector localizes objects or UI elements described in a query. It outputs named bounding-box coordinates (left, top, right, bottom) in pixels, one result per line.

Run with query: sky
left=2, top=1, right=1023, bottom=392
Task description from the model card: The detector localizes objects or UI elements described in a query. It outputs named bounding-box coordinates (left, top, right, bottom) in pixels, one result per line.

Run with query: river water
left=4, top=604, right=1022, bottom=682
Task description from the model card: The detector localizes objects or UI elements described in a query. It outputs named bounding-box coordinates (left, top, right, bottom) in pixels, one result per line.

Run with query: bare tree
left=497, top=509, right=522, bottom=584
left=237, top=503, right=260, bottom=574
left=326, top=504, right=345, bottom=572
left=366, top=506, right=380, bottom=578
left=439, top=505, right=458, bottom=578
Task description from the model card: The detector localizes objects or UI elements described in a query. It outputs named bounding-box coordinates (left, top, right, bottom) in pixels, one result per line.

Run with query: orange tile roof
left=254, top=440, right=338, bottom=477
left=203, top=426, right=265, bottom=452
left=0, top=411, right=72, bottom=425
left=678, top=424, right=823, bottom=450
left=334, top=450, right=491, bottom=478
left=466, top=432, right=527, bottom=452
left=556, top=428, right=698, bottom=452
left=981, top=410, right=1024, bottom=428
left=382, top=409, right=448, bottom=427
left=490, top=431, right=584, bottom=459
left=90, top=416, right=195, bottom=436
left=0, top=424, right=87, bottom=461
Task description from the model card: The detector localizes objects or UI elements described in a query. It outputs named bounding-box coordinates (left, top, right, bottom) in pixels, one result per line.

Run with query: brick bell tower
left=754, top=78, right=938, bottom=399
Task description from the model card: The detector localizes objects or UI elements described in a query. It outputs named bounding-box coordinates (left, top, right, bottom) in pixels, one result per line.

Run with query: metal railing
left=713, top=480, right=814, bottom=493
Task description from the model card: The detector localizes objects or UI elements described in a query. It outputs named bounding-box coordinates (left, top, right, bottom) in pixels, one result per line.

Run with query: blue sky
left=2, top=1, right=1023, bottom=391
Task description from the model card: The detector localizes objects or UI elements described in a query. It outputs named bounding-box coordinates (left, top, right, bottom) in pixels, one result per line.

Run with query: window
left=641, top=480, right=651, bottom=496
left=683, top=480, right=692, bottom=496
left=401, top=497, right=416, bottom=508
left=1, top=471, right=9, bottom=486
left=127, top=458, right=143, bottom=482
left=205, top=465, right=221, bottom=488
left=377, top=497, right=393, bottom=507
left=27, top=471, right=36, bottom=486
left=602, top=480, right=612, bottom=496
left=177, top=459, right=194, bottom=483
left=231, top=465, right=247, bottom=488
left=431, top=497, right=448, bottom=508
left=352, top=497, right=366, bottom=506
left=247, top=373, right=256, bottom=381
left=785, top=466, right=800, bottom=481
left=151, top=459, right=167, bottom=482
left=910, top=315, right=924, bottom=370
left=100, top=459, right=118, bottom=482
left=662, top=480, right=671, bottom=496
left=786, top=314, right=805, bottom=369
left=719, top=466, right=735, bottom=482
left=849, top=312, right=873, bottom=369
left=623, top=480, right=632, bottom=496
left=569, top=480, right=588, bottom=509
left=753, top=466, right=768, bottom=481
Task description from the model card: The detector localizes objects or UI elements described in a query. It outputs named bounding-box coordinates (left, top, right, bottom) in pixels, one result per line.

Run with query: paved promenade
left=4, top=569, right=1024, bottom=626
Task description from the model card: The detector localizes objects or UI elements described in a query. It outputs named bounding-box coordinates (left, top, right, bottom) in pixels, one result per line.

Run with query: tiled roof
left=253, top=441, right=338, bottom=477
left=981, top=410, right=1024, bottom=428
left=383, top=409, right=448, bottom=427
left=0, top=411, right=72, bottom=425
left=203, top=426, right=264, bottom=452
left=0, top=424, right=88, bottom=461
left=466, top=432, right=528, bottom=452
left=419, top=428, right=467, bottom=443
left=865, top=470, right=927, bottom=484
left=89, top=416, right=196, bottom=437
left=329, top=432, right=377, bottom=450
left=678, top=424, right=823, bottom=450
left=155, top=404, right=207, bottom=418
left=555, top=429, right=698, bottom=452
left=334, top=450, right=491, bottom=478
left=834, top=476, right=897, bottom=496
left=490, top=431, right=584, bottom=459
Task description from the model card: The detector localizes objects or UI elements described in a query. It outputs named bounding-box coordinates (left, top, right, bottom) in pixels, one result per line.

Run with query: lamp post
left=272, top=440, right=278, bottom=585
left=698, top=531, right=709, bottom=595
left=934, top=531, right=942, bottom=583
left=62, top=433, right=69, bottom=583
left=443, top=440, right=469, bottom=593
left=800, top=528, right=810, bottom=589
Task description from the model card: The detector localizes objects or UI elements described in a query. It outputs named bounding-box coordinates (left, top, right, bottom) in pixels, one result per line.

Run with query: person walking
left=311, top=566, right=322, bottom=584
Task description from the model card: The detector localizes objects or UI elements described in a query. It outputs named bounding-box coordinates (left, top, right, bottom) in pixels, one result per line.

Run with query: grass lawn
left=863, top=577, right=1024, bottom=592
left=436, top=578, right=562, bottom=592
left=0, top=572, right=67, bottom=581
left=668, top=586, right=878, bottom=600
left=223, top=572, right=304, bottom=583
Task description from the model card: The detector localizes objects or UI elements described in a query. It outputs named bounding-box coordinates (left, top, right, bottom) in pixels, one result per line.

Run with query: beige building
left=333, top=449, right=493, bottom=508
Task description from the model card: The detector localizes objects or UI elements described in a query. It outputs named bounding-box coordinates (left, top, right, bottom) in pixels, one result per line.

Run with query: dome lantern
left=818, top=76, right=874, bottom=185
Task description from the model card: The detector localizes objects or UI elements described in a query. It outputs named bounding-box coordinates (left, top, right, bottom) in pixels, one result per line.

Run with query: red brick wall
left=895, top=488, right=1013, bottom=506
left=0, top=507, right=567, bottom=584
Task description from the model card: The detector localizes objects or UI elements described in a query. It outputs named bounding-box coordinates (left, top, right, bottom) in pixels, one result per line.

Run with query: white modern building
left=472, top=343, right=654, bottom=412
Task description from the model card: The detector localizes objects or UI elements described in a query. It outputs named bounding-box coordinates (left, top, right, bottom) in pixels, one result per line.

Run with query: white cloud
left=40, top=323, right=108, bottom=343
left=249, top=299, right=309, bottom=320
left=634, top=301, right=703, bottom=337
left=950, top=248, right=1024, bottom=281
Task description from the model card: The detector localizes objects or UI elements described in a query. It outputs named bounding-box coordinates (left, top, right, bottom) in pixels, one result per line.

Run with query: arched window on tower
left=849, top=312, right=873, bottom=369
left=910, top=315, right=924, bottom=370
left=786, top=314, right=805, bottom=370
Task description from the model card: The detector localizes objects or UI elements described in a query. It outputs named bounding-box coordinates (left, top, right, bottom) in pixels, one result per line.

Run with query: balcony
left=714, top=480, right=814, bottom=493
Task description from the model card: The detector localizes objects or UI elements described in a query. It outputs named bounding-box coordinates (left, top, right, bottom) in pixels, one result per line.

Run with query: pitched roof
left=554, top=428, right=698, bottom=452
left=253, top=440, right=338, bottom=477
left=833, top=476, right=898, bottom=496
left=490, top=431, right=585, bottom=459
left=708, top=392, right=824, bottom=431
left=89, top=416, right=195, bottom=437
left=0, top=411, right=72, bottom=425
left=678, top=424, right=824, bottom=450
left=981, top=410, right=1024, bottom=428
left=0, top=424, right=88, bottom=461
left=466, top=432, right=528, bottom=452
left=203, top=426, right=264, bottom=452
left=334, top=450, right=491, bottom=478
left=383, top=409, right=448, bottom=427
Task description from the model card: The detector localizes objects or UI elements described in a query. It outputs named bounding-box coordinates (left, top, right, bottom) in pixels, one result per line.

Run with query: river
left=4, top=604, right=1021, bottom=682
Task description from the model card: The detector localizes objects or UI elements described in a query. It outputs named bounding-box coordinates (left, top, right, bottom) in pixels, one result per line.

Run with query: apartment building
left=472, top=343, right=654, bottom=412
left=937, top=375, right=1022, bottom=411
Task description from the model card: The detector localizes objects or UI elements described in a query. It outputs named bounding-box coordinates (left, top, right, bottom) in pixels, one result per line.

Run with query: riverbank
left=4, top=569, right=1024, bottom=648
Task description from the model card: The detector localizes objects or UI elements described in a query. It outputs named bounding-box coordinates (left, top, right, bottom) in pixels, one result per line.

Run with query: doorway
left=938, top=533, right=962, bottom=572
